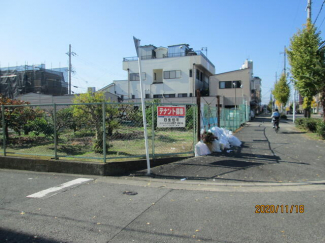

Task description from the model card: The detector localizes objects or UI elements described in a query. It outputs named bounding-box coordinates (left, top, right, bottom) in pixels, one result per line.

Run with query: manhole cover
left=123, top=191, right=138, bottom=196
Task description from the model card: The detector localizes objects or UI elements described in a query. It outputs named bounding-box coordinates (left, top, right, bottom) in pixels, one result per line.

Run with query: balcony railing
left=123, top=51, right=215, bottom=69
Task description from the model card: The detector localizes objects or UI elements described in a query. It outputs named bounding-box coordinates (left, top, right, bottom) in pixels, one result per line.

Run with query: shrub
left=304, top=118, right=319, bottom=133
left=316, top=121, right=325, bottom=139
left=295, top=118, right=305, bottom=127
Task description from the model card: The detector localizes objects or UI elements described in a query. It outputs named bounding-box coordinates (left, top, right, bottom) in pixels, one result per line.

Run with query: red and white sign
left=157, top=106, right=186, bottom=127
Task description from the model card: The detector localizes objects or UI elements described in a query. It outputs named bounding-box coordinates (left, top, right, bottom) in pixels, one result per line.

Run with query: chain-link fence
left=0, top=102, right=197, bottom=163
left=201, top=103, right=250, bottom=131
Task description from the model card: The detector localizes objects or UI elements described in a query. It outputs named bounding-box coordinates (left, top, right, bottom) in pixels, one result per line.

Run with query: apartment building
left=99, top=44, right=215, bottom=101
left=209, top=60, right=262, bottom=113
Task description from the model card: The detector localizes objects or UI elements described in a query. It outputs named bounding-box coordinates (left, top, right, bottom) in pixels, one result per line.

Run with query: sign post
left=133, top=36, right=151, bottom=175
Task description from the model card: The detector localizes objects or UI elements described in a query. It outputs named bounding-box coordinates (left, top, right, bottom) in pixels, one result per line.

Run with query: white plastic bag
left=211, top=139, right=222, bottom=152
left=219, top=133, right=230, bottom=149
left=195, top=141, right=211, bottom=157
left=228, top=135, right=242, bottom=147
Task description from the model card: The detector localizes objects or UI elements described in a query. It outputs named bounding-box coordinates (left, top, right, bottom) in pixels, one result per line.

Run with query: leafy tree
left=287, top=20, right=325, bottom=119
left=72, top=92, right=119, bottom=153
left=272, top=73, right=290, bottom=112
left=0, top=96, right=35, bottom=139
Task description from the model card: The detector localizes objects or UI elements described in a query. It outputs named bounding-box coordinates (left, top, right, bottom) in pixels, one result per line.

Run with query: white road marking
left=27, top=178, right=93, bottom=198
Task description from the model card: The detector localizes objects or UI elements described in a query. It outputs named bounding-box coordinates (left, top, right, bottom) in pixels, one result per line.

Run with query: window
left=153, top=94, right=163, bottom=98
left=164, top=70, right=181, bottom=79
left=196, top=70, right=200, bottom=79
left=132, top=95, right=135, bottom=99
left=145, top=94, right=150, bottom=98
left=154, top=73, right=157, bottom=81
left=164, top=94, right=175, bottom=98
left=130, top=72, right=146, bottom=81
left=219, top=81, right=242, bottom=89
left=178, top=93, right=187, bottom=97
left=189, top=69, right=192, bottom=77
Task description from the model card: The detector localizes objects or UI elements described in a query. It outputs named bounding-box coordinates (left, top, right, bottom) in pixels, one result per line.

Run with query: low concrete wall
left=0, top=156, right=190, bottom=176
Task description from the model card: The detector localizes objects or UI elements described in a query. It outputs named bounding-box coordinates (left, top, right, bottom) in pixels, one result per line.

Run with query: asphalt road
left=1, top=114, right=325, bottom=243
left=134, top=114, right=325, bottom=183
left=1, top=169, right=325, bottom=243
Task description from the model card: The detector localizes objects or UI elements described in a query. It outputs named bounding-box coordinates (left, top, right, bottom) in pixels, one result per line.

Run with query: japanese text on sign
left=157, top=106, right=186, bottom=127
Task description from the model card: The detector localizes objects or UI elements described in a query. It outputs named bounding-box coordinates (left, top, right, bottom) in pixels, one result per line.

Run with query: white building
left=99, top=44, right=215, bottom=102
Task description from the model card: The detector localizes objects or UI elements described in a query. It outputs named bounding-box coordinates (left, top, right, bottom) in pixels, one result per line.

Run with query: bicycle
left=273, top=118, right=279, bottom=133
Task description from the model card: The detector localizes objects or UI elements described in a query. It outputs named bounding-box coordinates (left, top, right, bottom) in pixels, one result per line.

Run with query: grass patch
left=0, top=126, right=195, bottom=163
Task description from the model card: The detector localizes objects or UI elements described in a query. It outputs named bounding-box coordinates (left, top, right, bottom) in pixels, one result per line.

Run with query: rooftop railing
left=123, top=50, right=215, bottom=69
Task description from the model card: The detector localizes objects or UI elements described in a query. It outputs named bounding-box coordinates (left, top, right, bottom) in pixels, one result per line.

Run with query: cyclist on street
left=271, top=108, right=280, bottom=128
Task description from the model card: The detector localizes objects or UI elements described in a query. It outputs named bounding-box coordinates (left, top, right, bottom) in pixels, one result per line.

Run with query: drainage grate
left=123, top=191, right=138, bottom=196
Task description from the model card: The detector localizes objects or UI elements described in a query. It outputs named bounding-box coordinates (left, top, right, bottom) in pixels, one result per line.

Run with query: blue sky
left=1, top=0, right=325, bottom=104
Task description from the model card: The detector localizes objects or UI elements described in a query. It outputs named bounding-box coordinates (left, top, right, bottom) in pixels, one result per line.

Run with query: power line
left=314, top=0, right=325, bottom=24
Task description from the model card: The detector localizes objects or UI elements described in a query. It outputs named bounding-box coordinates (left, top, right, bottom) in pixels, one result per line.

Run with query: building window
left=178, top=93, right=187, bottom=97
left=130, top=72, right=146, bottom=81
left=189, top=69, right=192, bottom=77
left=145, top=94, right=150, bottom=98
left=120, top=95, right=124, bottom=100
left=196, top=70, right=200, bottom=79
left=164, top=94, right=175, bottom=98
left=153, top=94, right=163, bottom=98
left=154, top=73, right=157, bottom=81
left=232, top=80, right=241, bottom=88
left=219, top=81, right=242, bottom=89
left=164, top=70, right=181, bottom=79
left=132, top=95, right=135, bottom=99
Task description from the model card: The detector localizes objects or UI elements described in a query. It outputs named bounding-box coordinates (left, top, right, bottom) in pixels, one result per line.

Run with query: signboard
left=157, top=106, right=186, bottom=127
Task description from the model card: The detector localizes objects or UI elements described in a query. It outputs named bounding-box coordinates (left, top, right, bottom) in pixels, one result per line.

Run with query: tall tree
left=272, top=73, right=290, bottom=111
left=287, top=20, right=325, bottom=119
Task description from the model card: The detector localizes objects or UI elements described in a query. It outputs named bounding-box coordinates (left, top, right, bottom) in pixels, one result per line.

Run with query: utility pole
left=66, top=44, right=76, bottom=95
left=280, top=46, right=287, bottom=76
left=307, top=0, right=312, bottom=20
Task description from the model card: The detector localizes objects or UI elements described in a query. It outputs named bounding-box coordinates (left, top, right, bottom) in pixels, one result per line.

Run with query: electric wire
left=314, top=0, right=325, bottom=24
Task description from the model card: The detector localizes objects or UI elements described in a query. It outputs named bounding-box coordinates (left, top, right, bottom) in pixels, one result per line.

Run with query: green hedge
left=316, top=121, right=325, bottom=139
left=295, top=118, right=325, bottom=139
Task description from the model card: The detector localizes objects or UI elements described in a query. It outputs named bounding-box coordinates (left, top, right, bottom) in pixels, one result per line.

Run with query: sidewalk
left=134, top=114, right=325, bottom=183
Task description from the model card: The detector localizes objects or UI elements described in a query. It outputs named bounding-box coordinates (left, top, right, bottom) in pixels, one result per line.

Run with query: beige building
left=208, top=60, right=261, bottom=113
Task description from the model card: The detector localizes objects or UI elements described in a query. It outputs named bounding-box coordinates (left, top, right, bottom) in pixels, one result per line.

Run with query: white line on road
left=27, top=178, right=93, bottom=198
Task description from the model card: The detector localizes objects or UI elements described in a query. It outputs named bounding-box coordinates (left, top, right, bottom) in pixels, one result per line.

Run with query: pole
left=69, top=44, right=71, bottom=95
left=1, top=105, right=6, bottom=156
left=53, top=104, right=58, bottom=160
left=293, top=89, right=296, bottom=123
left=307, top=0, right=312, bottom=20
left=102, top=101, right=107, bottom=163
left=196, top=89, right=201, bottom=141
left=217, top=95, right=220, bottom=127
left=133, top=37, right=151, bottom=175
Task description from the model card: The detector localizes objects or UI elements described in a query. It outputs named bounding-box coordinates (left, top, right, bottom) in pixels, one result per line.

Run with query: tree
left=287, top=20, right=325, bottom=119
left=272, top=73, right=290, bottom=112
left=72, top=92, right=119, bottom=153
left=0, top=95, right=35, bottom=139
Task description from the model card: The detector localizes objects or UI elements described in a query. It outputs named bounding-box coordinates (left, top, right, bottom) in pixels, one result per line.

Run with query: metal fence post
left=193, top=104, right=197, bottom=151
left=151, top=103, right=155, bottom=160
left=102, top=102, right=106, bottom=163
left=1, top=105, right=6, bottom=156
left=53, top=104, right=58, bottom=160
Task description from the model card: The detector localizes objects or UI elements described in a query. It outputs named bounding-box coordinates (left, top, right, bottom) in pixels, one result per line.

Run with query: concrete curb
left=0, top=156, right=190, bottom=176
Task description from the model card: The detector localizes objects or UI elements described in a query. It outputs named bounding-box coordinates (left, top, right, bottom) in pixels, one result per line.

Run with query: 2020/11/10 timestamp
left=255, top=205, right=304, bottom=213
